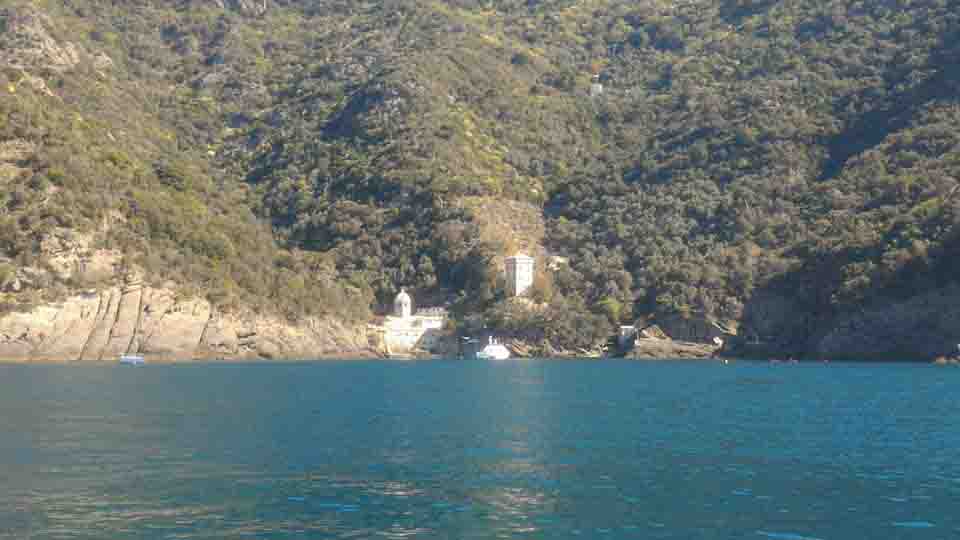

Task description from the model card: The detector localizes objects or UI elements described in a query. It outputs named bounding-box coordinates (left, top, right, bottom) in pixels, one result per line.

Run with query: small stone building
left=383, top=289, right=446, bottom=355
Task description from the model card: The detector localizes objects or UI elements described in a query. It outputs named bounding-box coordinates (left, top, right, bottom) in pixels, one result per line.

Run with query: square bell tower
left=505, top=253, right=535, bottom=297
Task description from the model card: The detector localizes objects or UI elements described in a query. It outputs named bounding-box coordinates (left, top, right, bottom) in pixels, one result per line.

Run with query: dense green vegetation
left=2, top=0, right=960, bottom=354
left=0, top=2, right=373, bottom=320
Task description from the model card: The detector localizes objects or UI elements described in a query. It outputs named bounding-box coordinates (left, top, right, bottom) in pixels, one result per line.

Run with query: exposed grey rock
left=627, top=338, right=718, bottom=360
left=654, top=313, right=732, bottom=343
left=812, top=285, right=960, bottom=360
left=210, top=0, right=269, bottom=16
left=0, top=285, right=372, bottom=362
left=92, top=52, right=114, bottom=71
left=0, top=8, right=81, bottom=72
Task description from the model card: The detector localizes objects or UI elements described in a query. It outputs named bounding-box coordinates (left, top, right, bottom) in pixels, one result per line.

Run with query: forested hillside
left=3, top=0, right=960, bottom=358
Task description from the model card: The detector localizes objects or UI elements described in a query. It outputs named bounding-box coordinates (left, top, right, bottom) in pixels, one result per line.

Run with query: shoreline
left=3, top=353, right=955, bottom=365
left=0, top=348, right=386, bottom=365
left=1, top=338, right=955, bottom=365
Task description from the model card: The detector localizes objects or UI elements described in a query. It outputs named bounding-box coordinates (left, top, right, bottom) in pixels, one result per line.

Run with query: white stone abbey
left=377, top=252, right=536, bottom=357
left=382, top=288, right=446, bottom=356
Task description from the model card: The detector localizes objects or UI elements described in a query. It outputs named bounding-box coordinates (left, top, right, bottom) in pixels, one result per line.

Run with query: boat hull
left=119, top=355, right=145, bottom=365
left=477, top=345, right=511, bottom=360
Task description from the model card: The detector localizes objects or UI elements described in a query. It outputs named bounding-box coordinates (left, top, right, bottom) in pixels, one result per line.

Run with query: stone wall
left=382, top=315, right=446, bottom=355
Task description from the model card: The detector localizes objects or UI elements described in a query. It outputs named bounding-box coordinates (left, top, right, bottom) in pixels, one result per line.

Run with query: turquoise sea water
left=1, top=360, right=958, bottom=539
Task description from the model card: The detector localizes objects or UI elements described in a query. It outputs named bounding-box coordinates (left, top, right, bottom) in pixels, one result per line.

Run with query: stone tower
left=505, top=253, right=535, bottom=297
left=394, top=288, right=412, bottom=319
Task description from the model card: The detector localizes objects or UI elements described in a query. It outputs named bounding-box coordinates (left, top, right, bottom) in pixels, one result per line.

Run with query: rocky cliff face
left=0, top=8, right=81, bottom=73
left=810, top=285, right=960, bottom=360
left=653, top=313, right=734, bottom=344
left=0, top=227, right=374, bottom=362
left=715, top=281, right=960, bottom=361
left=0, top=280, right=374, bottom=362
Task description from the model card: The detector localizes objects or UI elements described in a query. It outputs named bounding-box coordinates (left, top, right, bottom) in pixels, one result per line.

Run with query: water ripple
left=2, top=362, right=960, bottom=539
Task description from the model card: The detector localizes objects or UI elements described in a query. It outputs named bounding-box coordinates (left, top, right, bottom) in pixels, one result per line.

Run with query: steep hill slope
left=0, top=2, right=373, bottom=359
left=3, top=0, right=960, bottom=359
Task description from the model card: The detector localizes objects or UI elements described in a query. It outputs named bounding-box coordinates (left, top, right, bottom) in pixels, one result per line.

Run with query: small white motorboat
left=476, top=337, right=511, bottom=360
left=119, top=354, right=145, bottom=365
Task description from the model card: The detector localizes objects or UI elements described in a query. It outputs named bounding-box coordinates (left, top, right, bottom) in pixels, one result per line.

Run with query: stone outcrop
left=627, top=338, right=718, bottom=360
left=135, top=290, right=211, bottom=358
left=0, top=8, right=81, bottom=73
left=0, top=221, right=374, bottom=362
left=721, top=282, right=960, bottom=361
left=0, top=271, right=375, bottom=363
left=0, top=284, right=373, bottom=362
left=0, top=5, right=117, bottom=98
left=209, top=0, right=270, bottom=16
left=2, top=291, right=101, bottom=361
left=0, top=139, right=35, bottom=184
left=638, top=325, right=669, bottom=340
left=652, top=313, right=735, bottom=343
left=40, top=229, right=122, bottom=283
left=203, top=311, right=372, bottom=359
left=810, top=285, right=960, bottom=360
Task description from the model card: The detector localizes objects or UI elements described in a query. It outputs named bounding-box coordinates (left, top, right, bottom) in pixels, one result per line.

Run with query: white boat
left=119, top=354, right=145, bottom=365
left=476, top=337, right=511, bottom=360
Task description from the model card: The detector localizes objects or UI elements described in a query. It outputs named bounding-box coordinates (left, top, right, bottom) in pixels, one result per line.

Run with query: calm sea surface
left=1, top=360, right=959, bottom=540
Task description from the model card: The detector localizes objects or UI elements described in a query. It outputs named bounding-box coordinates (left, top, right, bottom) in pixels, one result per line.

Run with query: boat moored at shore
left=119, top=354, right=145, bottom=365
left=462, top=336, right=511, bottom=360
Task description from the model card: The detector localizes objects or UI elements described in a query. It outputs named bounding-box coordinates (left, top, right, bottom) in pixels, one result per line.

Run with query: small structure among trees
left=505, top=253, right=535, bottom=297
